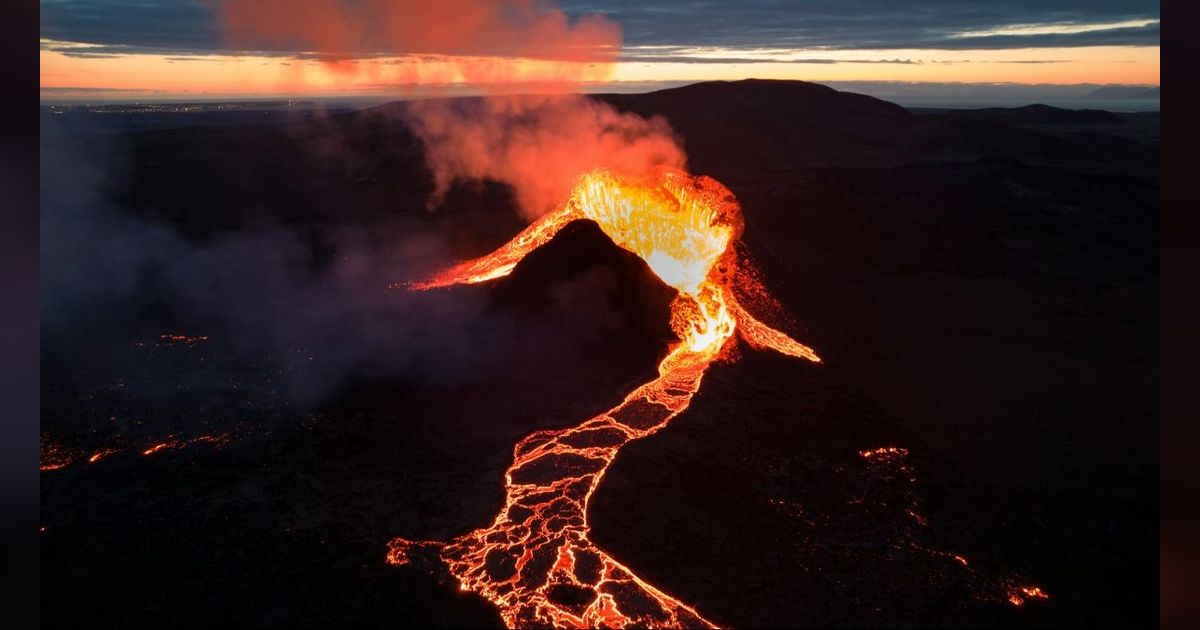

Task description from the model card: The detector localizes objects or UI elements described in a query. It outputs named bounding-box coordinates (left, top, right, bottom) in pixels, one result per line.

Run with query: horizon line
left=39, top=77, right=1161, bottom=104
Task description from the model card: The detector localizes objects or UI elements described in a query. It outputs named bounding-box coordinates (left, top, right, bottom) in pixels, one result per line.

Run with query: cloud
left=41, top=0, right=1159, bottom=58
left=925, top=23, right=1159, bottom=49
left=618, top=53, right=921, bottom=64
left=948, top=18, right=1157, bottom=38
left=201, top=1, right=686, bottom=223
left=562, top=1, right=1159, bottom=50
left=40, top=86, right=160, bottom=93
left=41, top=1, right=222, bottom=54
left=216, top=0, right=619, bottom=64
left=992, top=60, right=1072, bottom=64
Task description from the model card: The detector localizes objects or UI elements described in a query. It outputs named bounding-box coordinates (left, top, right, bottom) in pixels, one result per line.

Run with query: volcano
left=389, top=167, right=820, bottom=627
left=41, top=80, right=1157, bottom=629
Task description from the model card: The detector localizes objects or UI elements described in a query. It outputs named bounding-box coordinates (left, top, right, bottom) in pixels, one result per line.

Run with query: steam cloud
left=217, top=0, right=621, bottom=72
left=408, top=95, right=685, bottom=219
left=216, top=0, right=688, bottom=219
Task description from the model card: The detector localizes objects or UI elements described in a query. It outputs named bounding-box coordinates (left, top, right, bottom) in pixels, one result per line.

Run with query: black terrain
left=41, top=80, right=1157, bottom=628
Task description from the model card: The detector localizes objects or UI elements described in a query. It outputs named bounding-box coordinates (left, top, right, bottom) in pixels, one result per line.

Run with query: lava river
left=389, top=167, right=820, bottom=628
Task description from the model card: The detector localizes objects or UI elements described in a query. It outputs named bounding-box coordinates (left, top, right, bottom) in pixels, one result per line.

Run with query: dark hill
left=599, top=80, right=1152, bottom=177
left=947, top=103, right=1126, bottom=125
left=601, top=79, right=910, bottom=140
left=595, top=79, right=915, bottom=173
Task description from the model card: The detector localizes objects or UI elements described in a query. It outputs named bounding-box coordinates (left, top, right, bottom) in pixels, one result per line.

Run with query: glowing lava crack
left=389, top=168, right=820, bottom=628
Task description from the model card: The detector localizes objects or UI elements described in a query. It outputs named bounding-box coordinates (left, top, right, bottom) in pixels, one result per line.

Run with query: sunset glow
left=41, top=42, right=1159, bottom=101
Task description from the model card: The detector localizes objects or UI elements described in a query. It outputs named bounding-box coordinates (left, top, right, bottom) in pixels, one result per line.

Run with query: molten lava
left=393, top=168, right=819, bottom=627
left=1006, top=584, right=1050, bottom=607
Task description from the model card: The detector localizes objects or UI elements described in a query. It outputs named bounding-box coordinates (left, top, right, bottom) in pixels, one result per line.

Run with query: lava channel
left=390, top=167, right=820, bottom=628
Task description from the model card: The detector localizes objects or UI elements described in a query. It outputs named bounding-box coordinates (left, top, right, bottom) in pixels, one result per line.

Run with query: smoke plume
left=407, top=95, right=685, bottom=219
left=215, top=0, right=687, bottom=219
left=217, top=0, right=621, bottom=72
left=40, top=117, right=487, bottom=405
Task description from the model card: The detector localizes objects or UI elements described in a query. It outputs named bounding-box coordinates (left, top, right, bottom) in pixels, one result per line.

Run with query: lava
left=390, top=168, right=820, bottom=628
left=157, top=333, right=209, bottom=347
left=143, top=433, right=231, bottom=456
left=1007, top=584, right=1050, bottom=606
left=39, top=432, right=231, bottom=471
left=851, top=444, right=1048, bottom=611
left=142, top=442, right=176, bottom=456
left=40, top=435, right=75, bottom=472
left=859, top=446, right=909, bottom=461
left=87, top=448, right=119, bottom=464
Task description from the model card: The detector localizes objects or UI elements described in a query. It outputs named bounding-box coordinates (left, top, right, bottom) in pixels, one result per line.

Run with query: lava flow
left=390, top=167, right=820, bottom=628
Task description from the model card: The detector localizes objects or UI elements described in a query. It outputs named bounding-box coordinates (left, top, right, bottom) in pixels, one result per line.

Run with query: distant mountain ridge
left=944, top=103, right=1127, bottom=125
left=1087, top=85, right=1159, bottom=99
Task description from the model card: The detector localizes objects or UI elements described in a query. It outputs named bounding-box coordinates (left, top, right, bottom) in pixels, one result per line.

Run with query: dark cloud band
left=41, top=0, right=1160, bottom=57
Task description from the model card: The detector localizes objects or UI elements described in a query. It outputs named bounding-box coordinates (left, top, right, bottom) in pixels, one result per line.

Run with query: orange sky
left=40, top=42, right=1159, bottom=101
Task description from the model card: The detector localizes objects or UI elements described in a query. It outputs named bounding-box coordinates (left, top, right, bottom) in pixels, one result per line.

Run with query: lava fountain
left=390, top=167, right=820, bottom=628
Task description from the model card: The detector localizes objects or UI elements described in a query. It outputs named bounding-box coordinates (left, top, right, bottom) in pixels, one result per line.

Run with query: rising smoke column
left=406, top=94, right=686, bottom=220
left=215, top=0, right=687, bottom=221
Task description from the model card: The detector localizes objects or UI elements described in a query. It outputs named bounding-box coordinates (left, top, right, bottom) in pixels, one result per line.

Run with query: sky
left=40, top=0, right=1160, bottom=102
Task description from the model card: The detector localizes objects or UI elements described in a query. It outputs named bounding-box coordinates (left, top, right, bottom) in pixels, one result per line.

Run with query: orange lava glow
left=142, top=442, right=175, bottom=456
left=40, top=435, right=75, bottom=472
left=1007, top=584, right=1050, bottom=607
left=390, top=168, right=820, bottom=627
left=40, top=431, right=231, bottom=472
left=87, top=448, right=119, bottom=464
left=159, top=334, right=210, bottom=346
left=143, top=433, right=230, bottom=457
left=859, top=446, right=909, bottom=460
